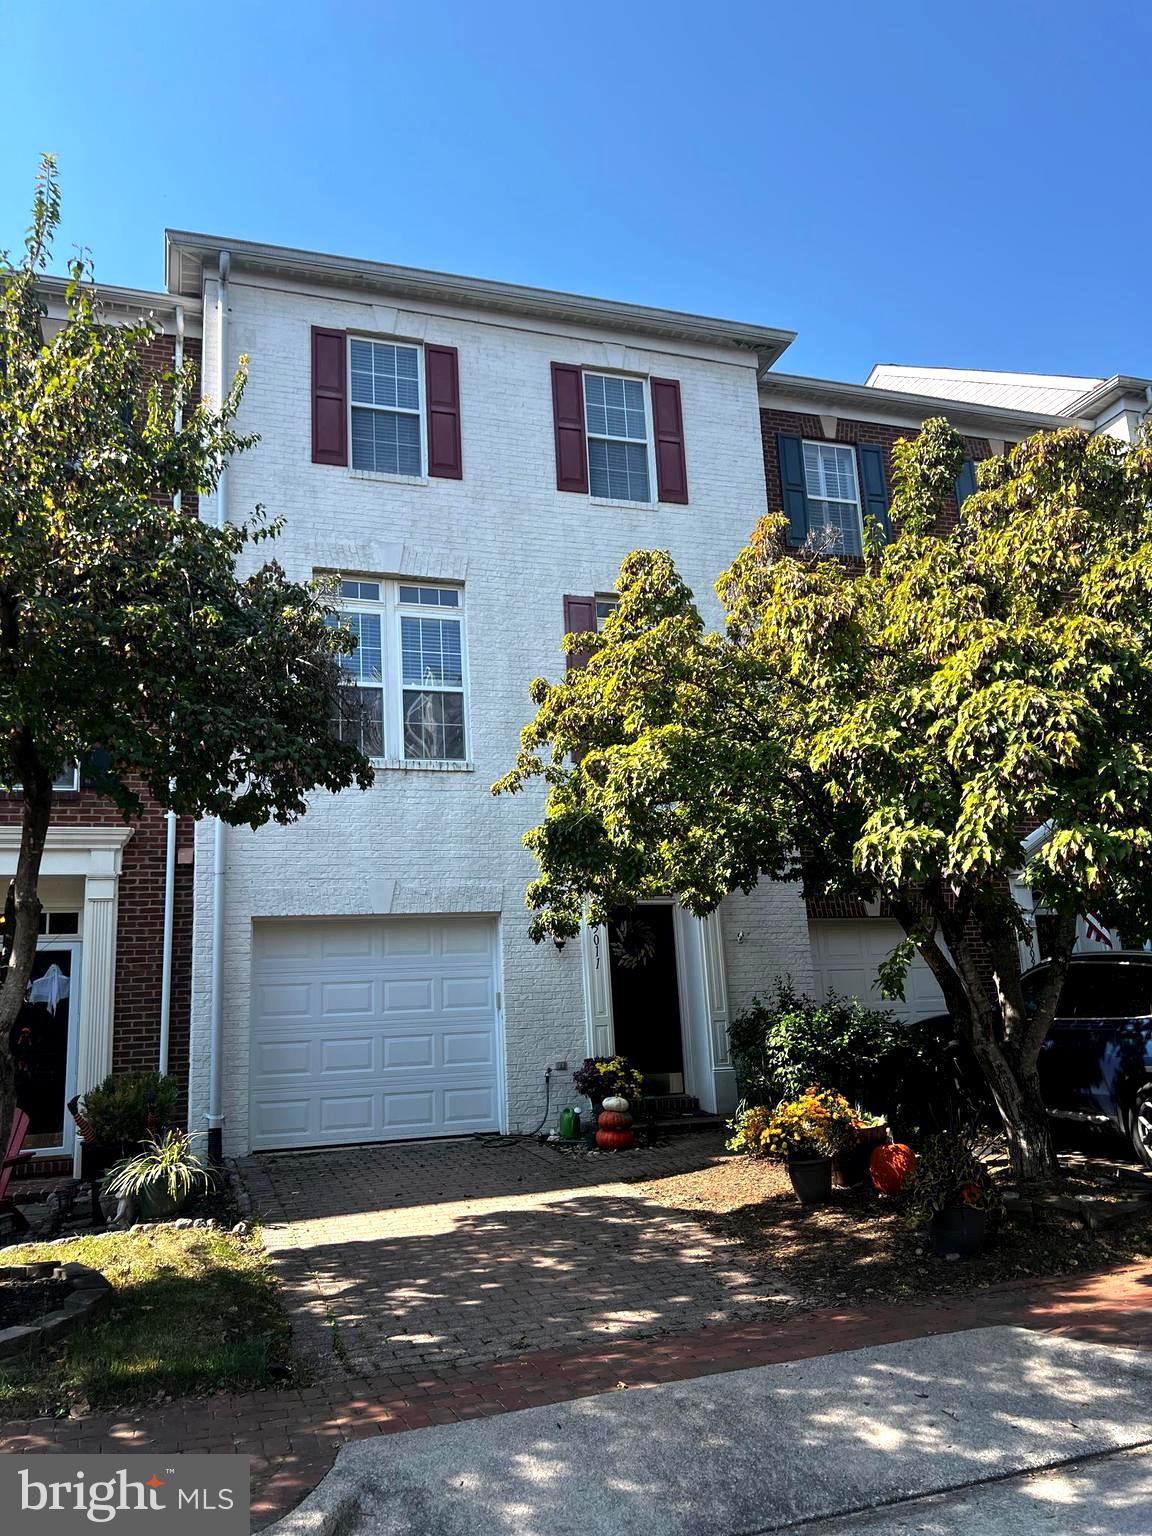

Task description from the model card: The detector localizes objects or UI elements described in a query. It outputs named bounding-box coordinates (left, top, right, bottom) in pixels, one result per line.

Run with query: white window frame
left=595, top=595, right=619, bottom=631
left=330, top=577, right=470, bottom=768
left=802, top=440, right=864, bottom=557
left=583, top=371, right=655, bottom=506
left=347, top=337, right=427, bottom=481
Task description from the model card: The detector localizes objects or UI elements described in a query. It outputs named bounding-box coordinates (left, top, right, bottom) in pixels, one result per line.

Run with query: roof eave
left=165, top=231, right=795, bottom=366
left=760, top=371, right=1086, bottom=436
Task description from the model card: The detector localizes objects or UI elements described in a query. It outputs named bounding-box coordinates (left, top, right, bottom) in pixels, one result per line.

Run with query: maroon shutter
left=311, top=327, right=347, bottom=466
left=551, top=363, right=589, bottom=493
left=563, top=594, right=597, bottom=670
left=425, top=344, right=462, bottom=479
left=650, top=377, right=688, bottom=504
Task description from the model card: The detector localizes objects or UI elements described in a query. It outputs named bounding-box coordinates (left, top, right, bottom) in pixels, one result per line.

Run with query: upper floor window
left=584, top=374, right=650, bottom=502
left=802, top=441, right=863, bottom=557
left=595, top=596, right=619, bottom=630
left=349, top=340, right=423, bottom=476
left=330, top=578, right=467, bottom=764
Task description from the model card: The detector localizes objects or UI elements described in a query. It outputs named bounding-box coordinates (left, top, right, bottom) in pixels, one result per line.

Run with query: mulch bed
left=637, top=1156, right=1152, bottom=1304
left=0, top=1279, right=72, bottom=1330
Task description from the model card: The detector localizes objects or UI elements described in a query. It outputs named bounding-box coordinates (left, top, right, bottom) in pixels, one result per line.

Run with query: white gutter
left=158, top=304, right=185, bottom=1077
left=207, top=253, right=230, bottom=1159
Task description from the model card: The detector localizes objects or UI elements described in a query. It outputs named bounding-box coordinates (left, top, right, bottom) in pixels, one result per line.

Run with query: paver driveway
left=238, top=1134, right=795, bottom=1380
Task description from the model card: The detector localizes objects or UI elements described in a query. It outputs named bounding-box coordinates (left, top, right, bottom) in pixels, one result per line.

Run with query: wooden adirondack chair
left=0, top=1108, right=33, bottom=1234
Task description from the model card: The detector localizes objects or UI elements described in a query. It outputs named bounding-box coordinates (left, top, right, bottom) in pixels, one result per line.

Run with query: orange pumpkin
left=870, top=1141, right=917, bottom=1195
left=596, top=1128, right=635, bottom=1150
left=597, top=1110, right=632, bottom=1131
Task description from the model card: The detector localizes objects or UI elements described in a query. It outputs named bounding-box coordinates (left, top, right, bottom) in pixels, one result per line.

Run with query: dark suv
left=1029, top=952, right=1152, bottom=1166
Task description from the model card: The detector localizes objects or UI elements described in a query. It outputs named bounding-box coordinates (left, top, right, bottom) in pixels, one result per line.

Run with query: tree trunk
left=0, top=760, right=52, bottom=1160
left=971, top=1031, right=1060, bottom=1181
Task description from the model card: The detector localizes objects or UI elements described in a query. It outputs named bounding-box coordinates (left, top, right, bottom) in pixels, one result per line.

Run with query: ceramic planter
left=834, top=1125, right=889, bottom=1188
left=787, top=1156, right=834, bottom=1204
left=928, top=1204, right=988, bottom=1259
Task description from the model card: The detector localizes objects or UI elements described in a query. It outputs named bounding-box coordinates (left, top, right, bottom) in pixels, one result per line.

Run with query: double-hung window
left=801, top=441, right=864, bottom=557
left=330, top=578, right=468, bottom=764
left=349, top=340, right=423, bottom=476
left=584, top=373, right=651, bottom=502
left=398, top=585, right=466, bottom=762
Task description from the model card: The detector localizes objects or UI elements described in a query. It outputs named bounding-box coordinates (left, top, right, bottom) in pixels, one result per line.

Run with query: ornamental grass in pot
left=104, top=1131, right=217, bottom=1221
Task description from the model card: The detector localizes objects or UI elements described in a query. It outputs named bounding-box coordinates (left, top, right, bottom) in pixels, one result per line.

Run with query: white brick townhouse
left=165, top=232, right=818, bottom=1154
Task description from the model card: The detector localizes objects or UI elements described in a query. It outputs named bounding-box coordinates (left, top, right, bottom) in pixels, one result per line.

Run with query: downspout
left=158, top=303, right=184, bottom=1076
left=207, top=254, right=230, bottom=1163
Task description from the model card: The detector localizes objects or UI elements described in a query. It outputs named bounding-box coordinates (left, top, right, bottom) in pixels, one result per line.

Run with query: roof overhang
left=33, top=274, right=201, bottom=335
left=165, top=231, right=795, bottom=368
left=759, top=370, right=1085, bottom=437
left=1065, top=373, right=1152, bottom=421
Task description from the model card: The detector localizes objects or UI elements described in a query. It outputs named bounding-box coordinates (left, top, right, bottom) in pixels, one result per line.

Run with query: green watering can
left=557, top=1106, right=581, bottom=1141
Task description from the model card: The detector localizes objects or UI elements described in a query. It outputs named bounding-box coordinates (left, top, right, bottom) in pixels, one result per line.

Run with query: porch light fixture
left=553, top=937, right=566, bottom=954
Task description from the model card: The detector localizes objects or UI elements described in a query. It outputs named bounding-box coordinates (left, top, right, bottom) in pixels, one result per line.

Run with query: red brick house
left=9, top=280, right=201, bottom=1175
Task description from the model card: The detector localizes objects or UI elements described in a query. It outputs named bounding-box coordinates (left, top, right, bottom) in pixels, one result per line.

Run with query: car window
left=1024, top=965, right=1152, bottom=1019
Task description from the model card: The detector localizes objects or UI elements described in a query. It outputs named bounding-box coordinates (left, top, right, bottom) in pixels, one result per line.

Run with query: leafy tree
left=496, top=415, right=1152, bottom=1178
left=0, top=159, right=371, bottom=1154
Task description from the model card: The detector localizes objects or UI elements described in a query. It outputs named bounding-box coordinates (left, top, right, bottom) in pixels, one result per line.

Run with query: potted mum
left=729, top=1088, right=858, bottom=1203
left=572, top=1056, right=644, bottom=1124
left=906, top=1129, right=1000, bottom=1258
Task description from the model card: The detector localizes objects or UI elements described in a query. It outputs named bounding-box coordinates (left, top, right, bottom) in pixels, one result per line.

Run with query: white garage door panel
left=250, top=916, right=501, bottom=1150
left=809, top=921, right=946, bottom=1023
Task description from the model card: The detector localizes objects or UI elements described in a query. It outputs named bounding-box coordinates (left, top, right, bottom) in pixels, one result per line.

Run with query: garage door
left=250, top=916, right=500, bottom=1150
left=809, top=921, right=946, bottom=1023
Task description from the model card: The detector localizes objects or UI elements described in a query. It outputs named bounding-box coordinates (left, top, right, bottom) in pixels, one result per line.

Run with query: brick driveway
left=238, top=1133, right=795, bottom=1379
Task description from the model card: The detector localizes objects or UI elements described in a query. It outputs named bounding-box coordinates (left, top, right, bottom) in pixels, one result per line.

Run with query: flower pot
left=834, top=1125, right=889, bottom=1189
left=787, top=1156, right=833, bottom=1204
left=928, top=1205, right=988, bottom=1259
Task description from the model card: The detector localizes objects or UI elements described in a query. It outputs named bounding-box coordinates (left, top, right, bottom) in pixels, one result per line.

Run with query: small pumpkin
left=602, top=1095, right=630, bottom=1114
left=596, top=1128, right=635, bottom=1150
left=870, top=1141, right=917, bottom=1195
left=597, top=1110, right=632, bottom=1131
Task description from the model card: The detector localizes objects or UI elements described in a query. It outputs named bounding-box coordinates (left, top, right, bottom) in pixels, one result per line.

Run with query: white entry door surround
left=0, top=825, right=132, bottom=1167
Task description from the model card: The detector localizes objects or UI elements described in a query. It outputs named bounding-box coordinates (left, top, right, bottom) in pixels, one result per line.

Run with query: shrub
left=727, top=979, right=958, bottom=1136
left=82, top=1072, right=179, bottom=1146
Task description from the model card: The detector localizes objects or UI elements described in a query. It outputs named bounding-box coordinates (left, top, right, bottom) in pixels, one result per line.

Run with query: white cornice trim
left=760, top=371, right=1083, bottom=436
left=164, top=231, right=795, bottom=368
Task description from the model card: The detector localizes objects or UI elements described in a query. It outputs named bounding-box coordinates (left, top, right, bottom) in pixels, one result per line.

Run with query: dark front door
left=11, top=947, right=75, bottom=1151
left=608, top=905, right=684, bottom=1095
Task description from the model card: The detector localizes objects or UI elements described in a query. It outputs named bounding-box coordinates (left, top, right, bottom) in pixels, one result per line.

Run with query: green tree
left=0, top=159, right=371, bottom=1154
left=496, top=415, right=1152, bottom=1179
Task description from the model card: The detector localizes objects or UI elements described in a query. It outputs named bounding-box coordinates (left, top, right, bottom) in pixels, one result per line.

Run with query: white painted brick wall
left=188, top=272, right=814, bottom=1151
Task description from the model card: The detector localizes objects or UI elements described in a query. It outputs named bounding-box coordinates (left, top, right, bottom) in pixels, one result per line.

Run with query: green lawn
left=0, top=1226, right=293, bottom=1417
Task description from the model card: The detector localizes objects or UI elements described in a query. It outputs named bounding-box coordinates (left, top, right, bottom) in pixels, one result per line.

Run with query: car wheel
left=1128, top=1084, right=1152, bottom=1169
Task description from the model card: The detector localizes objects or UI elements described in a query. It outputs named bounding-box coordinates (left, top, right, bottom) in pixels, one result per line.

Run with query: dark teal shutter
left=856, top=443, right=890, bottom=540
left=955, top=458, right=978, bottom=511
left=777, top=434, right=809, bottom=544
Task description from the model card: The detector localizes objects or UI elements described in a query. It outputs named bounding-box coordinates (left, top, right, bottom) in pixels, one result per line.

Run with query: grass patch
left=0, top=1226, right=293, bottom=1418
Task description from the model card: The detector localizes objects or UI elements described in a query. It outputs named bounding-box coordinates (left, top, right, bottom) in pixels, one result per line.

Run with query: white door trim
left=0, top=826, right=131, bottom=1171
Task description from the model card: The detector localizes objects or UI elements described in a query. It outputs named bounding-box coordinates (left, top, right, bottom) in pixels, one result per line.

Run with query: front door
left=11, top=944, right=80, bottom=1153
left=607, top=905, right=685, bottom=1095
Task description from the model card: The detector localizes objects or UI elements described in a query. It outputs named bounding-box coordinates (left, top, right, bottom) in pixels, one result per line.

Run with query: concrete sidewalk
left=266, top=1327, right=1152, bottom=1535
left=804, top=1445, right=1152, bottom=1533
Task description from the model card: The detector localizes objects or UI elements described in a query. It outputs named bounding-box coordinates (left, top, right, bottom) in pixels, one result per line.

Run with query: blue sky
left=3, top=0, right=1149, bottom=382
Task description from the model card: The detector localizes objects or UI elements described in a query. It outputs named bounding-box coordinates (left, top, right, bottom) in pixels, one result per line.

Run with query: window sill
left=588, top=496, right=682, bottom=512
left=349, top=470, right=429, bottom=487
left=370, top=758, right=475, bottom=775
